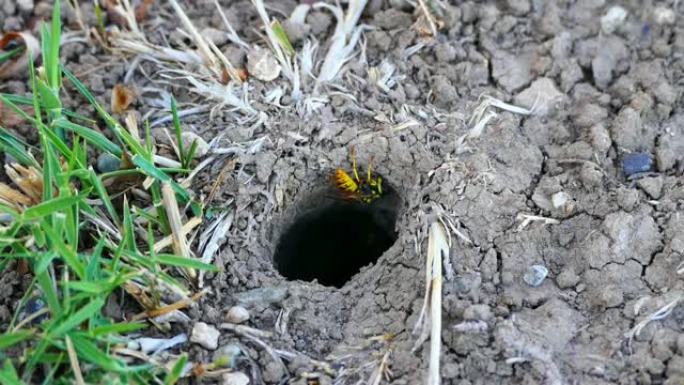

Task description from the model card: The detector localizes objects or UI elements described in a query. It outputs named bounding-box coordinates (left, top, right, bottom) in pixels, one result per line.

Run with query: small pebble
left=623, top=153, right=653, bottom=177
left=190, top=322, right=220, bottom=350
left=551, top=191, right=569, bottom=209
left=247, top=47, right=281, bottom=82
left=21, top=297, right=48, bottom=325
left=181, top=131, right=210, bottom=158
left=96, top=152, right=121, bottom=173
left=200, top=27, right=229, bottom=46
left=653, top=7, right=675, bottom=25
left=225, top=306, right=250, bottom=324
left=601, top=6, right=627, bottom=34
left=17, top=0, right=34, bottom=12
left=523, top=265, right=548, bottom=287
left=235, top=287, right=288, bottom=306
left=221, top=372, right=250, bottom=385
left=213, top=343, right=242, bottom=368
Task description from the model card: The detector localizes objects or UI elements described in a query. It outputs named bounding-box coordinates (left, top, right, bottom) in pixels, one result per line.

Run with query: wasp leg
left=367, top=155, right=375, bottom=183
left=351, top=145, right=361, bottom=183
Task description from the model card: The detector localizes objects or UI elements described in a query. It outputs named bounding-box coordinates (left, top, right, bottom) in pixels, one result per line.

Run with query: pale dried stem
left=153, top=216, right=202, bottom=253
left=161, top=182, right=196, bottom=279
left=428, top=221, right=447, bottom=385
left=65, top=335, right=86, bottom=385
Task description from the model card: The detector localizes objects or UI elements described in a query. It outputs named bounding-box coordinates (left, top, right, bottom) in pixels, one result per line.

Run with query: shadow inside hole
left=274, top=186, right=400, bottom=288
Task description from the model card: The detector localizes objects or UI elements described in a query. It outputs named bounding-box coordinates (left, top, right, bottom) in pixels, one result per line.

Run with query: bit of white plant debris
left=411, top=221, right=449, bottom=385
left=313, top=0, right=369, bottom=86
left=251, top=0, right=296, bottom=88
left=501, top=322, right=563, bottom=385
left=625, top=296, right=682, bottom=343
left=368, top=60, right=404, bottom=93
left=168, top=0, right=241, bottom=83
left=290, top=4, right=311, bottom=24
left=453, top=320, right=488, bottom=333
left=470, top=95, right=534, bottom=126
left=183, top=76, right=256, bottom=117
left=515, top=213, right=560, bottom=232
left=403, top=42, right=426, bottom=59
left=427, top=222, right=447, bottom=385
left=128, top=334, right=188, bottom=355
left=213, top=0, right=249, bottom=49
left=456, top=95, right=536, bottom=153
left=416, top=0, right=439, bottom=37
left=368, top=348, right=393, bottom=385
left=197, top=211, right=234, bottom=287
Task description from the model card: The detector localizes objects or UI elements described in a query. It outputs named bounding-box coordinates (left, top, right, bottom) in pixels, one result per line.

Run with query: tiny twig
left=153, top=216, right=202, bottom=253
left=65, top=335, right=86, bottom=385
left=131, top=288, right=208, bottom=321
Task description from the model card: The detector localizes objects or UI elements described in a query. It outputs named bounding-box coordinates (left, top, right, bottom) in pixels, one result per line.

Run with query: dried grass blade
left=161, top=182, right=195, bottom=279
left=427, top=221, right=448, bottom=385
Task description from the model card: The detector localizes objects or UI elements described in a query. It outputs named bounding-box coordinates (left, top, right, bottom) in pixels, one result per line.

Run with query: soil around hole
left=273, top=184, right=399, bottom=288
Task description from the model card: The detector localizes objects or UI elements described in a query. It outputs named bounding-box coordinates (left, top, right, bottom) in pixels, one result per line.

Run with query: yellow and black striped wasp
left=333, top=147, right=384, bottom=204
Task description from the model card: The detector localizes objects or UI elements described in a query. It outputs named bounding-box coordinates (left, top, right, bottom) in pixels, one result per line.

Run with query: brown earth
left=2, top=0, right=684, bottom=384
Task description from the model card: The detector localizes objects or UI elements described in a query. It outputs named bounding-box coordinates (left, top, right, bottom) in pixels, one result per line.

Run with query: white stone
left=221, top=372, right=250, bottom=385
left=225, top=306, right=250, bottom=324
left=17, top=0, right=34, bottom=12
left=190, top=322, right=220, bottom=350
left=601, top=6, right=627, bottom=34
left=551, top=191, right=569, bottom=209
left=590, top=124, right=612, bottom=154
left=247, top=47, right=281, bottom=82
left=653, top=7, right=675, bottom=25
left=513, top=77, right=565, bottom=116
left=181, top=131, right=210, bottom=157
left=200, top=27, right=229, bottom=46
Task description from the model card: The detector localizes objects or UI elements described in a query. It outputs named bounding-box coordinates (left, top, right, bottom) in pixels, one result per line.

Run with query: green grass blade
left=156, top=254, right=219, bottom=272
left=170, top=96, right=184, bottom=166
left=53, top=118, right=123, bottom=157
left=163, top=354, right=187, bottom=385
left=49, top=0, right=62, bottom=89
left=23, top=192, right=86, bottom=220
left=41, top=221, right=86, bottom=279
left=36, top=270, right=62, bottom=317
left=0, top=46, right=24, bottom=63
left=50, top=297, right=105, bottom=337
left=0, top=359, right=25, bottom=385
left=69, top=333, right=126, bottom=372
left=62, top=67, right=145, bottom=156
left=63, top=281, right=108, bottom=294
left=0, top=331, right=32, bottom=350
left=35, top=251, right=58, bottom=274
left=90, top=322, right=147, bottom=337
left=35, top=79, right=62, bottom=112
left=122, top=197, right=137, bottom=252
left=131, top=155, right=189, bottom=202
left=0, top=127, right=38, bottom=167
left=0, top=93, right=96, bottom=124
left=271, top=20, right=295, bottom=57
left=89, top=169, right=121, bottom=227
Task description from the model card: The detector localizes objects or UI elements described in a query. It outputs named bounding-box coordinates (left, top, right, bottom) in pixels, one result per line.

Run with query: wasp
left=333, top=147, right=383, bottom=203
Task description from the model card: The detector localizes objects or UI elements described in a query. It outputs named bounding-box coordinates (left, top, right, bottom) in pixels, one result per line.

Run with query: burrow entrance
left=273, top=178, right=400, bottom=288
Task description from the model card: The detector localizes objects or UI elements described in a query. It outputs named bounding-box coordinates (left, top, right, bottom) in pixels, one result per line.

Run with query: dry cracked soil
left=2, top=0, right=684, bottom=384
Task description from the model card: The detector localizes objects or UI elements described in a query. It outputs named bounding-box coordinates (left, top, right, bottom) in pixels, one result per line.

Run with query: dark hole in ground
left=274, top=183, right=400, bottom=288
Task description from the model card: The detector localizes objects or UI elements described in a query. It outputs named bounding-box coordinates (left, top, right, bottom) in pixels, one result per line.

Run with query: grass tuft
left=0, top=1, right=214, bottom=383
